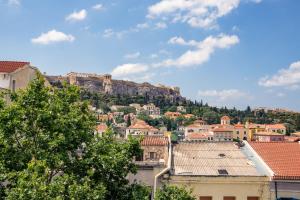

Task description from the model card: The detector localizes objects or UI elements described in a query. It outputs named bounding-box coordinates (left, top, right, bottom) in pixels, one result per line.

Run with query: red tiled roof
left=265, top=124, right=286, bottom=129
left=97, top=124, right=108, bottom=132
left=188, top=133, right=211, bottom=139
left=0, top=61, right=30, bottom=73
left=141, top=136, right=168, bottom=146
left=221, top=115, right=230, bottom=120
left=213, top=127, right=233, bottom=132
left=250, top=142, right=300, bottom=180
left=128, top=120, right=159, bottom=131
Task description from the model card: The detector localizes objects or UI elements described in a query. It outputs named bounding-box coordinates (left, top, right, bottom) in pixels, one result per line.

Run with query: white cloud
left=155, top=22, right=167, bottom=29
left=124, top=52, right=141, bottom=59
left=150, top=54, right=159, bottom=59
left=136, top=23, right=149, bottom=29
left=147, top=0, right=241, bottom=29
left=198, top=89, right=250, bottom=101
left=8, top=0, right=20, bottom=6
left=156, top=34, right=239, bottom=68
left=31, top=30, right=75, bottom=45
left=276, top=92, right=285, bottom=97
left=102, top=29, right=115, bottom=38
left=111, top=63, right=149, bottom=77
left=66, top=9, right=87, bottom=22
left=259, top=61, right=300, bottom=88
left=92, top=4, right=103, bottom=10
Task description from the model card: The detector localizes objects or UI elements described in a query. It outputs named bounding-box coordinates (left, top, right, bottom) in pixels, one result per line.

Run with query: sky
left=1, top=0, right=300, bottom=110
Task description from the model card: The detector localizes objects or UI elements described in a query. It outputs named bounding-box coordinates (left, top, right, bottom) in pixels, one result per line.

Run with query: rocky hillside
left=45, top=72, right=184, bottom=102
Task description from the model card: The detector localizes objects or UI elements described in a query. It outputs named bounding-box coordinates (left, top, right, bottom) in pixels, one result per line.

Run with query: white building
left=125, top=120, right=160, bottom=138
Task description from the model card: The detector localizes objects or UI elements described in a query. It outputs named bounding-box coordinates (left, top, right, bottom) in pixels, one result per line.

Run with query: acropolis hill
left=45, top=72, right=184, bottom=101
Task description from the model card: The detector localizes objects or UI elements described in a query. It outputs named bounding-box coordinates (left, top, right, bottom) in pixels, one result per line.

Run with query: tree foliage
left=0, top=75, right=149, bottom=200
left=155, top=185, right=196, bottom=200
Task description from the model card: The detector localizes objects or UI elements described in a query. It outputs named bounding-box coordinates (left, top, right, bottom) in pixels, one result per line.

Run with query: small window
left=149, top=152, right=156, bottom=160
left=12, top=80, right=16, bottom=92
left=247, top=197, right=259, bottom=200
left=218, top=169, right=228, bottom=175
left=200, top=197, right=212, bottom=200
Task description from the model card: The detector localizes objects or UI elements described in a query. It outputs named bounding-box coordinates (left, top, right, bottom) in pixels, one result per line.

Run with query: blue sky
left=1, top=0, right=300, bottom=110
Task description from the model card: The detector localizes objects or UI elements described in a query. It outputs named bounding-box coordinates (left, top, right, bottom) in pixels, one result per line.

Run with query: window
left=218, top=169, right=228, bottom=175
left=199, top=197, right=212, bottom=200
left=247, top=197, right=259, bottom=200
left=12, top=80, right=16, bottom=92
left=149, top=152, right=156, bottom=160
left=236, top=131, right=239, bottom=134
left=224, top=197, right=235, bottom=200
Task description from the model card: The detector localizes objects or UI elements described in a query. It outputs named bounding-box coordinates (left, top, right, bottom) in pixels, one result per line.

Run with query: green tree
left=0, top=75, right=149, bottom=200
left=155, top=185, right=196, bottom=200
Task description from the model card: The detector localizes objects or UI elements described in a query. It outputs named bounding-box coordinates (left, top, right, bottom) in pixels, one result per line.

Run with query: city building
left=250, top=142, right=300, bottom=200
left=95, top=123, right=108, bottom=137
left=125, top=120, right=160, bottom=138
left=157, top=142, right=272, bottom=200
left=212, top=127, right=234, bottom=141
left=265, top=124, right=286, bottom=135
left=164, top=111, right=181, bottom=119
left=143, top=103, right=160, bottom=116
left=128, top=136, right=170, bottom=190
left=253, top=131, right=285, bottom=142
left=0, top=61, right=37, bottom=92
left=233, top=122, right=249, bottom=140
left=185, top=132, right=214, bottom=142
left=176, top=106, right=186, bottom=113
left=220, top=115, right=231, bottom=125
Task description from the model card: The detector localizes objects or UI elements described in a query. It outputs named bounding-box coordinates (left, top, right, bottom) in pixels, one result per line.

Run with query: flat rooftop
left=172, top=142, right=269, bottom=176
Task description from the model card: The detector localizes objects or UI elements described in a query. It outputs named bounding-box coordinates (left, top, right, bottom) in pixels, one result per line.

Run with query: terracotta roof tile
left=0, top=61, right=30, bottom=73
left=187, top=133, right=212, bottom=139
left=221, top=115, right=230, bottom=120
left=141, top=136, right=168, bottom=146
left=265, top=124, right=286, bottom=129
left=97, top=124, right=108, bottom=132
left=128, top=120, right=159, bottom=131
left=250, top=142, right=300, bottom=180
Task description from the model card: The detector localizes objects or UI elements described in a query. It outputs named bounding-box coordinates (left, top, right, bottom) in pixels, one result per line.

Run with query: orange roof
left=128, top=120, right=159, bottom=131
left=213, top=127, right=233, bottom=132
left=0, top=61, right=30, bottom=73
left=141, top=136, right=168, bottom=146
left=97, top=124, right=108, bottom=132
left=234, top=123, right=245, bottom=129
left=266, top=124, right=286, bottom=129
left=221, top=115, right=230, bottom=120
left=250, top=142, right=300, bottom=180
left=164, top=111, right=181, bottom=116
left=188, top=133, right=211, bottom=139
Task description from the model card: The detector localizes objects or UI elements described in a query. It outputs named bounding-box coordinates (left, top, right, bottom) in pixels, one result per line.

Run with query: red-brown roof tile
left=0, top=61, right=30, bottom=73
left=141, top=136, right=168, bottom=146
left=250, top=142, right=300, bottom=180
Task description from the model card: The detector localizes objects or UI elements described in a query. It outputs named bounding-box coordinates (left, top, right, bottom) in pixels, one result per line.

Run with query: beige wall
left=10, top=66, right=37, bottom=91
left=164, top=176, right=271, bottom=200
left=141, top=145, right=168, bottom=164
